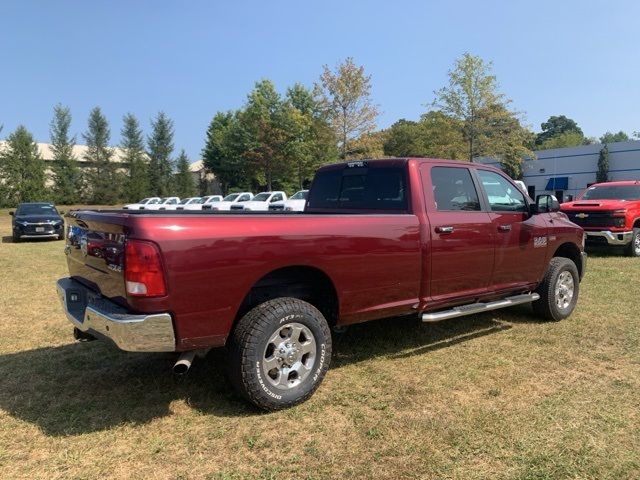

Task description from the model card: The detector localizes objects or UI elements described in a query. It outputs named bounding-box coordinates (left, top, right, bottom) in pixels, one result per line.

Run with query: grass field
left=0, top=207, right=638, bottom=479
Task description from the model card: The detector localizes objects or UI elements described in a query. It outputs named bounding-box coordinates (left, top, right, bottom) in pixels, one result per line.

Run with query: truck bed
left=65, top=209, right=423, bottom=349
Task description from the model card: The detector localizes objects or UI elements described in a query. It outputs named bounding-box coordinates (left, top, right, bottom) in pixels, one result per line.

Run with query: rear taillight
left=124, top=240, right=167, bottom=297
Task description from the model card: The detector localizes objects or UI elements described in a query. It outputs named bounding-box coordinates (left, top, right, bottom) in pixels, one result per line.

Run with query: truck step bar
left=422, top=293, right=540, bottom=323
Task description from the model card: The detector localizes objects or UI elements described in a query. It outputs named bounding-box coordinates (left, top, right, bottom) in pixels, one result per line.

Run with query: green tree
left=49, top=104, right=81, bottom=204
left=202, top=110, right=249, bottom=194
left=316, top=57, right=379, bottom=159
left=383, top=113, right=468, bottom=160
left=419, top=111, right=468, bottom=160
left=120, top=113, right=149, bottom=202
left=147, top=112, right=174, bottom=196
left=432, top=52, right=533, bottom=172
left=596, top=145, right=609, bottom=183
left=383, top=119, right=426, bottom=157
left=537, top=130, right=586, bottom=150
left=600, top=131, right=630, bottom=144
left=83, top=107, right=119, bottom=204
left=0, top=126, right=45, bottom=206
left=173, top=149, right=196, bottom=197
left=241, top=79, right=292, bottom=191
left=535, top=115, right=584, bottom=147
left=285, top=83, right=337, bottom=189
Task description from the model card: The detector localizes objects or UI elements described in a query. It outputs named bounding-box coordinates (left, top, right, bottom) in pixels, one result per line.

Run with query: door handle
left=498, top=224, right=512, bottom=232
left=435, top=226, right=454, bottom=234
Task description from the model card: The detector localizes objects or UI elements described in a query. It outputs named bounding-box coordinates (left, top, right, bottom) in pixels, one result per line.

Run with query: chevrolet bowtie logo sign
left=575, top=213, right=589, bottom=219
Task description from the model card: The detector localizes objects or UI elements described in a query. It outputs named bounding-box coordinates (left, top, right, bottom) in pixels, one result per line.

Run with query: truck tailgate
left=65, top=212, right=128, bottom=304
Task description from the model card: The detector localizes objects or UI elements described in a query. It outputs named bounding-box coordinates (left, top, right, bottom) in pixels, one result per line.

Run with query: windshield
left=179, top=198, right=192, bottom=204
left=140, top=198, right=150, bottom=203
left=581, top=185, right=640, bottom=201
left=253, top=193, right=271, bottom=202
left=223, top=194, right=239, bottom=202
left=17, top=204, right=58, bottom=216
left=291, top=191, right=308, bottom=200
left=148, top=198, right=161, bottom=204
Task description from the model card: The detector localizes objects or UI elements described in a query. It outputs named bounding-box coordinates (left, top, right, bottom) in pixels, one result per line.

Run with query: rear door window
left=430, top=167, right=481, bottom=211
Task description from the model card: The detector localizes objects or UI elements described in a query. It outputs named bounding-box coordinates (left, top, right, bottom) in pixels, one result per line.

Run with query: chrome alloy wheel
left=634, top=233, right=640, bottom=255
left=555, top=271, right=575, bottom=310
left=262, top=323, right=317, bottom=390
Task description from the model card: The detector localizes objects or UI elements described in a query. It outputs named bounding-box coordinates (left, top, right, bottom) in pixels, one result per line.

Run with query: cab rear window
left=307, top=165, right=407, bottom=211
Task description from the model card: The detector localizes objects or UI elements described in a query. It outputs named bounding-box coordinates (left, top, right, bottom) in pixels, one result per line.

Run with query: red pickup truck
left=57, top=158, right=586, bottom=409
left=560, top=180, right=640, bottom=256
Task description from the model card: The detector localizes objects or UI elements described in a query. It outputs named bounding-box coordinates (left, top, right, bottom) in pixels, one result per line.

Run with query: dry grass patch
left=0, top=207, right=638, bottom=479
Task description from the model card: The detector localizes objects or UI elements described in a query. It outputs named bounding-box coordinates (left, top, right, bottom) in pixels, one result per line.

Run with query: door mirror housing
left=532, top=194, right=560, bottom=214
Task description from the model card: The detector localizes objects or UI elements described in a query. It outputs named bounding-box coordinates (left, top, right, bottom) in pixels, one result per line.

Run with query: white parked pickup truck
left=168, top=197, right=201, bottom=211
left=183, top=195, right=224, bottom=211
left=283, top=190, right=308, bottom=211
left=234, top=191, right=287, bottom=212
left=141, top=197, right=181, bottom=210
left=204, top=192, right=253, bottom=211
left=123, top=197, right=162, bottom=210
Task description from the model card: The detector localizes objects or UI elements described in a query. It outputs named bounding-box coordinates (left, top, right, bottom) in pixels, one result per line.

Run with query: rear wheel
left=227, top=297, right=331, bottom=410
left=533, top=257, right=579, bottom=321
left=624, top=228, right=640, bottom=257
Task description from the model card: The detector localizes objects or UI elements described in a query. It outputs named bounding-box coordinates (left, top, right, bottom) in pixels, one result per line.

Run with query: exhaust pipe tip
left=173, top=350, right=197, bottom=376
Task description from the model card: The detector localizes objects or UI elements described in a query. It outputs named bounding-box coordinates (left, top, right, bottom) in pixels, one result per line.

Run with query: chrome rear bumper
left=585, top=230, right=633, bottom=246
left=56, top=277, right=176, bottom=352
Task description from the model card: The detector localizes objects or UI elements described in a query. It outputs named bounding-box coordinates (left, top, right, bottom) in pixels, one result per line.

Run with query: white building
left=480, top=140, right=640, bottom=202
left=188, top=159, right=221, bottom=195
left=0, top=141, right=130, bottom=187
left=1, top=141, right=218, bottom=194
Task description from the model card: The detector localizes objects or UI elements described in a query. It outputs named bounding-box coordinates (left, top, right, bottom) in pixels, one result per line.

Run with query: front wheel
left=624, top=228, right=640, bottom=257
left=227, top=298, right=332, bottom=410
left=533, top=257, right=580, bottom=321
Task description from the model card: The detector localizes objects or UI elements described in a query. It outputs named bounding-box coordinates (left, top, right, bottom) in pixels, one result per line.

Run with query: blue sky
left=1, top=0, right=638, bottom=160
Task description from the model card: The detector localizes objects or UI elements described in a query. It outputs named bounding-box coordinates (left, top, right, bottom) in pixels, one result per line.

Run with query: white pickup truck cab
left=169, top=197, right=202, bottom=211
left=123, top=197, right=162, bottom=210
left=206, top=192, right=253, bottom=211
left=180, top=195, right=223, bottom=211
left=142, top=197, right=181, bottom=210
left=235, top=191, right=287, bottom=212
left=283, top=190, right=308, bottom=211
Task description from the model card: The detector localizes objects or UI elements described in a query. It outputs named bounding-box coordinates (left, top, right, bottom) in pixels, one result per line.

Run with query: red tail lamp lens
left=124, top=240, right=167, bottom=297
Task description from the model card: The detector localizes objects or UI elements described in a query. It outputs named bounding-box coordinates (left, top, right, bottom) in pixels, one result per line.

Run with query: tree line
left=202, top=53, right=639, bottom=191
left=2, top=53, right=638, bottom=207
left=0, top=107, right=196, bottom=207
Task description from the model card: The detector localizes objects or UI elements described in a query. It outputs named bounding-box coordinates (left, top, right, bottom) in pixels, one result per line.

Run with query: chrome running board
left=422, top=293, right=540, bottom=323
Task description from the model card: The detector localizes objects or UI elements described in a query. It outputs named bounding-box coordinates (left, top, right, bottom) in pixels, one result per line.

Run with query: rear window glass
left=308, top=166, right=407, bottom=211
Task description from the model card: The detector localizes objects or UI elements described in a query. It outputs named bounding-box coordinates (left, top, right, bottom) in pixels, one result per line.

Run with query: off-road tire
left=533, top=257, right=579, bottom=321
left=624, top=228, right=640, bottom=257
left=227, top=297, right=332, bottom=410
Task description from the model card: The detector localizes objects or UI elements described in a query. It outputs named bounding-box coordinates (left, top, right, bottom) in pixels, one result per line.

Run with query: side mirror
left=533, top=194, right=560, bottom=214
left=9, top=211, right=14, bottom=216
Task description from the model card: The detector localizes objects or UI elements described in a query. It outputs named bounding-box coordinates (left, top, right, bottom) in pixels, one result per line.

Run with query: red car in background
left=561, top=180, right=640, bottom=256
